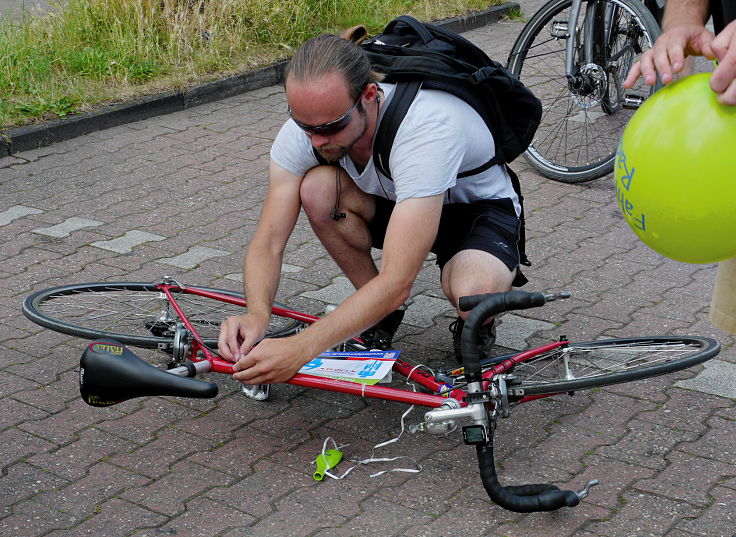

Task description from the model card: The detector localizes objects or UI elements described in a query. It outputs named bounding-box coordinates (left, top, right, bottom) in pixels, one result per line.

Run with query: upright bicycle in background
left=22, top=278, right=720, bottom=513
left=507, top=0, right=663, bottom=182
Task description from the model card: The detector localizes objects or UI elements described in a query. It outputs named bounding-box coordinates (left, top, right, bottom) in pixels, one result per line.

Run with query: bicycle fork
left=418, top=291, right=599, bottom=512
left=558, top=0, right=647, bottom=110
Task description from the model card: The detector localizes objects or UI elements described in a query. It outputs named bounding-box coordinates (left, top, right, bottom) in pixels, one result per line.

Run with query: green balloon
left=615, top=73, right=736, bottom=264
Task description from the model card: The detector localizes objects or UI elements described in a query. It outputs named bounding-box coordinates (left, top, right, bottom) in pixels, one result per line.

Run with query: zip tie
left=318, top=405, right=422, bottom=480
left=317, top=363, right=437, bottom=481
left=317, top=437, right=354, bottom=481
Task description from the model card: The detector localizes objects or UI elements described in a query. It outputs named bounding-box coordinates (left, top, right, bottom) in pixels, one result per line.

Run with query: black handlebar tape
left=477, top=438, right=581, bottom=512
left=460, top=291, right=546, bottom=383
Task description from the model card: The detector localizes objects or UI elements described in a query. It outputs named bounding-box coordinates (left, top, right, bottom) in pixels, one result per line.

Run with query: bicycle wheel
left=507, top=0, right=660, bottom=182
left=505, top=336, right=719, bottom=396
left=23, top=282, right=302, bottom=349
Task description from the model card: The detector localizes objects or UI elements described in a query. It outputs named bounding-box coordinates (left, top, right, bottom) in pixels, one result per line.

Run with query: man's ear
left=340, top=25, right=368, bottom=44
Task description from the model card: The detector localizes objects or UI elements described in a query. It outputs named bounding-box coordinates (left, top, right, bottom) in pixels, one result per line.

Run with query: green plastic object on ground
left=313, top=448, right=343, bottom=481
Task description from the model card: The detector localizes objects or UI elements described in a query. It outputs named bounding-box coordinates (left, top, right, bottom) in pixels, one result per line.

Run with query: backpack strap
left=373, top=81, right=422, bottom=179
left=505, top=164, right=531, bottom=268
left=373, top=81, right=501, bottom=180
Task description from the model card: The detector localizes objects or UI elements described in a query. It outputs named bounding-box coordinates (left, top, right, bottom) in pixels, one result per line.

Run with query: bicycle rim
left=507, top=336, right=720, bottom=395
left=507, top=0, right=660, bottom=182
left=23, top=282, right=302, bottom=348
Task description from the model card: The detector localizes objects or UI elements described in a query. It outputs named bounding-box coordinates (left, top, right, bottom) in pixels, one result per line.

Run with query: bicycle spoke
left=24, top=282, right=303, bottom=347
left=513, top=341, right=705, bottom=385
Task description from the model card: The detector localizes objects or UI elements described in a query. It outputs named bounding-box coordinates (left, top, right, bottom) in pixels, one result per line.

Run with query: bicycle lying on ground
left=507, top=0, right=663, bottom=183
left=22, top=277, right=719, bottom=513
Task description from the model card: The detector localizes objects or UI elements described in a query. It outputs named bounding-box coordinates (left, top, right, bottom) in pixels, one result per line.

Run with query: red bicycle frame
left=157, top=283, right=568, bottom=408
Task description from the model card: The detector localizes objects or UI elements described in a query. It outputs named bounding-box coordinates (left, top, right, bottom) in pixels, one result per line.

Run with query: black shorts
left=368, top=196, right=527, bottom=286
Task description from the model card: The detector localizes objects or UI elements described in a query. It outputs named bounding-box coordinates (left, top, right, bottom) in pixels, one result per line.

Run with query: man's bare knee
left=300, top=166, right=338, bottom=220
left=442, top=250, right=515, bottom=312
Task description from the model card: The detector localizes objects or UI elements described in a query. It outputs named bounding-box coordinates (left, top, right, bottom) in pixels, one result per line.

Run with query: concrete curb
left=0, top=3, right=517, bottom=158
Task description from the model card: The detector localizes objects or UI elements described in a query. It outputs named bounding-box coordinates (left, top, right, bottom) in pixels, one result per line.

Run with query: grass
left=0, top=0, right=503, bottom=130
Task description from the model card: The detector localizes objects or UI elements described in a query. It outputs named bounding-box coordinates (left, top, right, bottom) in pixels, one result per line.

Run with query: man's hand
left=217, top=314, right=268, bottom=362
left=624, top=24, right=715, bottom=87
left=710, top=19, right=736, bottom=104
left=231, top=336, right=310, bottom=385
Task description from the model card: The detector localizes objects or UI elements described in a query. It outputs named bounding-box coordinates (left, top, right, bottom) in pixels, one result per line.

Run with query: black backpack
left=365, top=16, right=538, bottom=269
left=362, top=15, right=541, bottom=181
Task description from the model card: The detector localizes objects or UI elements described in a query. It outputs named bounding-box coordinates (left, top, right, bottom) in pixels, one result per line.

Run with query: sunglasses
left=288, top=89, right=364, bottom=137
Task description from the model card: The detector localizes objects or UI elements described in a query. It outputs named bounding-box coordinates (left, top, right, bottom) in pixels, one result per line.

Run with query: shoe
left=359, top=307, right=406, bottom=350
left=449, top=316, right=496, bottom=363
left=242, top=383, right=270, bottom=401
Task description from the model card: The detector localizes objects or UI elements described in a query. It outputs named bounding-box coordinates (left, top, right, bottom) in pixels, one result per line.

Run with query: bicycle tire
left=22, top=282, right=302, bottom=349
left=506, top=336, right=719, bottom=396
left=507, top=0, right=660, bottom=183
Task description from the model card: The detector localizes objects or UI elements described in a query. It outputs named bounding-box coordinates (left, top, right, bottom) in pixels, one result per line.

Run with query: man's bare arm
left=232, top=194, right=445, bottom=384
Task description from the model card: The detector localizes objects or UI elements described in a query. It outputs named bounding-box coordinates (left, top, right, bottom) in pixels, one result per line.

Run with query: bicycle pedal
left=623, top=95, right=645, bottom=109
left=242, top=383, right=270, bottom=401
left=549, top=19, right=569, bottom=39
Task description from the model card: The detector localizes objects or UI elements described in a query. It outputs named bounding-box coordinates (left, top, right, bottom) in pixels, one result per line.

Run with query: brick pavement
left=1, top=4, right=735, bottom=537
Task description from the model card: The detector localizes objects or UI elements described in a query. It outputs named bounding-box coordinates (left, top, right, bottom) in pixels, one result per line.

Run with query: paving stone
left=573, top=454, right=655, bottom=510
left=157, top=245, right=230, bottom=269
left=300, top=275, right=355, bottom=306
left=43, top=498, right=167, bottom=537
left=0, top=426, right=57, bottom=471
left=221, top=495, right=348, bottom=537
left=595, top=419, right=700, bottom=471
left=491, top=500, right=611, bottom=537
left=120, top=459, right=235, bottom=516
left=677, top=487, right=736, bottom=537
left=679, top=415, right=736, bottom=465
left=28, top=427, right=138, bottom=480
left=178, top=393, right=290, bottom=441
left=585, top=491, right=699, bottom=537
left=134, top=496, right=254, bottom=537
left=0, top=205, right=43, bottom=226
left=95, top=397, right=201, bottom=444
left=209, top=459, right=308, bottom=519
left=91, top=230, right=166, bottom=253
left=0, top=462, right=69, bottom=513
left=189, top=428, right=289, bottom=480
left=31, top=217, right=104, bottom=238
left=36, top=461, right=150, bottom=518
left=634, top=450, right=736, bottom=506
left=0, top=500, right=75, bottom=536
left=13, top=370, right=79, bottom=414
left=7, top=344, right=81, bottom=384
left=317, top=496, right=434, bottom=537
left=675, top=359, right=736, bottom=399
left=0, top=396, right=49, bottom=430
left=494, top=313, right=556, bottom=351
left=0, top=369, right=38, bottom=397
left=636, top=386, right=734, bottom=433
left=402, top=294, right=454, bottom=328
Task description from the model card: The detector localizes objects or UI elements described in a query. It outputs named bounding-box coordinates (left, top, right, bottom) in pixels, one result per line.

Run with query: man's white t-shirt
left=270, top=83, right=521, bottom=216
